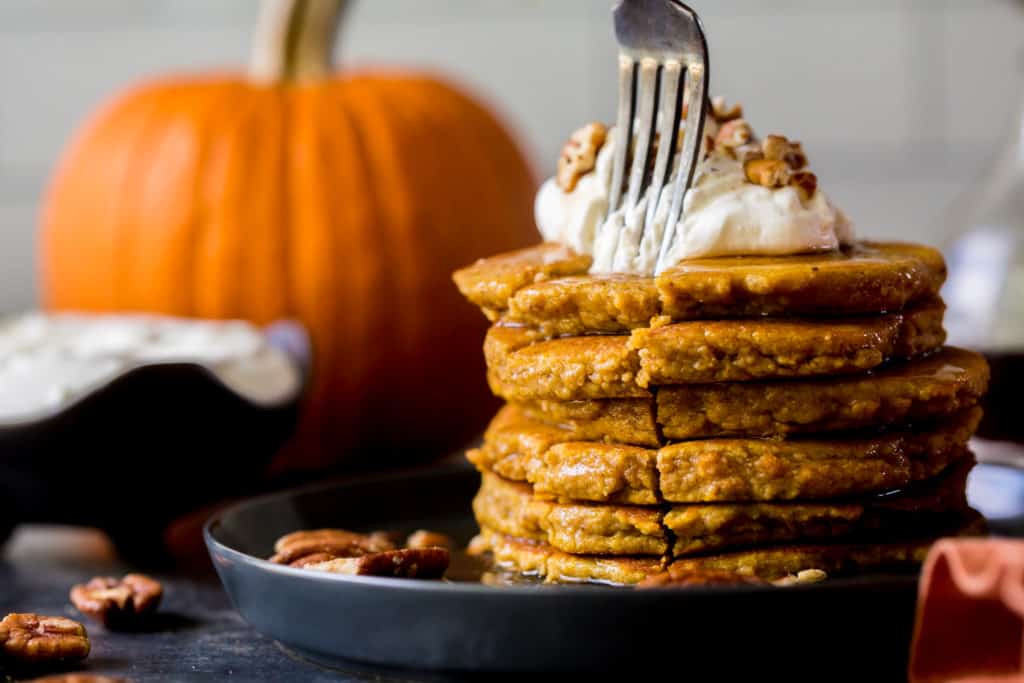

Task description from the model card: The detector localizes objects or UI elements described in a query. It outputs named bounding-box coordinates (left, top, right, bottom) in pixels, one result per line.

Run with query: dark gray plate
left=205, top=459, right=1024, bottom=678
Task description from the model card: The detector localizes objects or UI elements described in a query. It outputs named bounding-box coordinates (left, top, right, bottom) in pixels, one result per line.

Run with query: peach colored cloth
left=911, top=539, right=1024, bottom=683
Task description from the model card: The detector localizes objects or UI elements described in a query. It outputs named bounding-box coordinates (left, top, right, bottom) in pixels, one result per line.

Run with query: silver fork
left=604, top=0, right=710, bottom=274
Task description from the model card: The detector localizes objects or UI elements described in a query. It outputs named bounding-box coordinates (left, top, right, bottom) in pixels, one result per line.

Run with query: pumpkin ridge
left=113, top=83, right=211, bottom=312
left=185, top=82, right=255, bottom=318
left=196, top=83, right=266, bottom=318
left=41, top=87, right=158, bottom=310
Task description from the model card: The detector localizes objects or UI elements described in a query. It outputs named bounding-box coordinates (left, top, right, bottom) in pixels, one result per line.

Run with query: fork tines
left=604, top=0, right=710, bottom=274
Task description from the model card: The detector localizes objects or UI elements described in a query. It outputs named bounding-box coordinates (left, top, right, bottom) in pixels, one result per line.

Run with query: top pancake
left=453, top=241, right=946, bottom=337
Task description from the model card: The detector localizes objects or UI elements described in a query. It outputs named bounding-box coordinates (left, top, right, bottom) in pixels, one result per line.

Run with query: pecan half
left=744, top=158, right=792, bottom=188
left=69, top=574, right=162, bottom=628
left=0, top=613, right=90, bottom=664
left=637, top=571, right=769, bottom=588
left=556, top=122, right=608, bottom=192
left=302, top=548, right=450, bottom=579
left=269, top=529, right=395, bottom=565
left=405, top=530, right=455, bottom=550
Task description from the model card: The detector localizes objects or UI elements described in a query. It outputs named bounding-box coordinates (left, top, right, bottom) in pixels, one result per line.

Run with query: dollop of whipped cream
left=0, top=313, right=302, bottom=424
left=535, top=110, right=854, bottom=275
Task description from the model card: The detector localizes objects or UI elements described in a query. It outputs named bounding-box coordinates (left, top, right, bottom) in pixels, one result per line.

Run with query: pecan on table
left=0, top=613, right=90, bottom=664
left=69, top=574, right=163, bottom=629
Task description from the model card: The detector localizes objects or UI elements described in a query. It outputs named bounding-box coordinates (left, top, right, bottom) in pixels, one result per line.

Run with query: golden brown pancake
left=472, top=462, right=971, bottom=558
left=513, top=348, right=987, bottom=442
left=657, top=347, right=988, bottom=439
left=473, top=472, right=668, bottom=556
left=470, top=511, right=985, bottom=584
left=656, top=408, right=978, bottom=502
left=455, top=242, right=946, bottom=337
left=631, top=300, right=945, bottom=386
left=452, top=242, right=591, bottom=321
left=467, top=404, right=660, bottom=504
left=484, top=302, right=946, bottom=401
left=469, top=405, right=978, bottom=504
left=484, top=325, right=647, bottom=402
left=518, top=398, right=660, bottom=448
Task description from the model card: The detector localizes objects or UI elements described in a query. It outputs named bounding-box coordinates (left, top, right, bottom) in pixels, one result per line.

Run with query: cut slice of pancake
left=471, top=511, right=986, bottom=585
left=455, top=241, right=946, bottom=337
left=469, top=405, right=978, bottom=504
left=484, top=325, right=648, bottom=402
left=657, top=346, right=988, bottom=439
left=484, top=302, right=946, bottom=401
left=507, top=273, right=660, bottom=337
left=473, top=462, right=972, bottom=558
left=518, top=398, right=660, bottom=448
left=452, top=242, right=592, bottom=321
left=468, top=404, right=660, bottom=504
left=473, top=471, right=668, bottom=556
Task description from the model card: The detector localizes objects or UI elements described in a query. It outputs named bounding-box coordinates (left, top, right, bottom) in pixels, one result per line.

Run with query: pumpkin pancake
left=473, top=461, right=971, bottom=558
left=518, top=398, right=660, bottom=448
left=484, top=325, right=647, bottom=402
left=508, top=273, right=660, bottom=337
left=657, top=408, right=978, bottom=502
left=467, top=404, right=659, bottom=504
left=469, top=405, right=978, bottom=504
left=657, top=346, right=988, bottom=439
left=471, top=511, right=984, bottom=584
left=516, top=347, right=987, bottom=442
left=473, top=472, right=668, bottom=556
left=452, top=243, right=591, bottom=321
left=664, top=459, right=971, bottom=556
left=631, top=300, right=945, bottom=386
left=484, top=301, right=945, bottom=401
left=656, top=241, right=946, bottom=320
left=456, top=242, right=946, bottom=337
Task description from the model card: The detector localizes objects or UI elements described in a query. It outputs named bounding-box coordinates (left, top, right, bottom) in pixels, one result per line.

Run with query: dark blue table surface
left=0, top=528, right=469, bottom=682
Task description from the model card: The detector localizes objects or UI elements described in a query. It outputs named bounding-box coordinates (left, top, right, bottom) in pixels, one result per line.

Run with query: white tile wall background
left=1, top=0, right=1022, bottom=313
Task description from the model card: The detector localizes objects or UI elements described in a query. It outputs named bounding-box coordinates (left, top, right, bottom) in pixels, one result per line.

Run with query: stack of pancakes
left=453, top=241, right=989, bottom=585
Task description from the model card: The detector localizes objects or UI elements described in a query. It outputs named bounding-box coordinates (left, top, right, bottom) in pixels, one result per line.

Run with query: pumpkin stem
left=249, top=0, right=347, bottom=83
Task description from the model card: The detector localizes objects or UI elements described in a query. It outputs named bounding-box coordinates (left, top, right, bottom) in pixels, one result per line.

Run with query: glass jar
left=943, top=71, right=1024, bottom=441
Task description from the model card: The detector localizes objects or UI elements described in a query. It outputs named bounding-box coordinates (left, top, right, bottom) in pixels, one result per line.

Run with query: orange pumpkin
left=40, top=0, right=538, bottom=474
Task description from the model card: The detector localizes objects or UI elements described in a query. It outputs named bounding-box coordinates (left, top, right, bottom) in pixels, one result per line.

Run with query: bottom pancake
left=473, top=462, right=972, bottom=558
left=470, top=512, right=986, bottom=585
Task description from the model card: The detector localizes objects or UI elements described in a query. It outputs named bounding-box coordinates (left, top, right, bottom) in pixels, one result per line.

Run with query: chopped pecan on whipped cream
left=715, top=119, right=753, bottom=148
left=534, top=95, right=853, bottom=271
left=710, top=96, right=743, bottom=123
left=556, top=122, right=609, bottom=192
left=744, top=159, right=792, bottom=188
